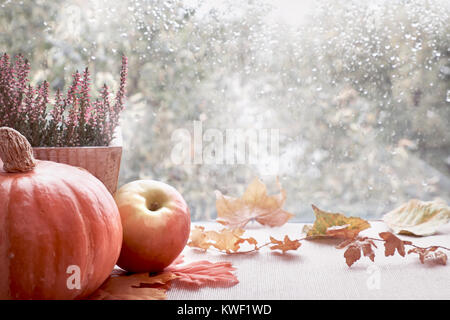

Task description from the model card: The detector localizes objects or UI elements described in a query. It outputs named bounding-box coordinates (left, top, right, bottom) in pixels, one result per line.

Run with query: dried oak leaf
left=383, top=199, right=450, bottom=236
left=304, top=205, right=370, bottom=239
left=379, top=232, right=412, bottom=257
left=89, top=271, right=177, bottom=300
left=269, top=236, right=302, bottom=253
left=337, top=237, right=377, bottom=267
left=188, top=225, right=258, bottom=253
left=408, top=247, right=448, bottom=265
left=215, top=178, right=294, bottom=229
left=166, top=260, right=239, bottom=286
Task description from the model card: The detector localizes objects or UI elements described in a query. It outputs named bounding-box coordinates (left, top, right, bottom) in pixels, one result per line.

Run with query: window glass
left=1, top=0, right=449, bottom=220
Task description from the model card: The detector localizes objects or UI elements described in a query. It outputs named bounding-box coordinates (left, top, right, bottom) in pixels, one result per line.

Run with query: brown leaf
left=269, top=235, right=302, bottom=253
left=344, top=245, right=361, bottom=267
left=89, top=271, right=178, bottom=300
left=304, top=205, right=370, bottom=239
left=326, top=225, right=358, bottom=239
left=188, top=226, right=258, bottom=253
left=408, top=247, right=448, bottom=265
left=215, top=178, right=294, bottom=229
left=166, top=260, right=239, bottom=286
left=379, top=232, right=412, bottom=257
left=337, top=237, right=377, bottom=267
left=361, top=242, right=376, bottom=262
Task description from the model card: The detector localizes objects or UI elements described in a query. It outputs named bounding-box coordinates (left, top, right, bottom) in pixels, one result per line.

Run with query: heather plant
left=0, top=53, right=128, bottom=147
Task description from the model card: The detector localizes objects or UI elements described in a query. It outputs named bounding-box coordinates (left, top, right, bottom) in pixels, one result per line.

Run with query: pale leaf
left=215, top=178, right=294, bottom=229
left=383, top=199, right=450, bottom=236
left=188, top=226, right=258, bottom=253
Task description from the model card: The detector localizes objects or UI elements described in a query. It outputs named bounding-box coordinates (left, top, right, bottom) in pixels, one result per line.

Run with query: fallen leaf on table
left=336, top=237, right=377, bottom=267
left=408, top=247, right=448, bottom=265
left=188, top=225, right=258, bottom=253
left=383, top=199, right=450, bottom=236
left=304, top=205, right=370, bottom=239
left=166, top=260, right=239, bottom=286
left=379, top=232, right=412, bottom=257
left=89, top=271, right=178, bottom=300
left=215, top=177, right=294, bottom=229
left=269, top=235, right=302, bottom=253
left=343, top=245, right=361, bottom=267
left=189, top=226, right=215, bottom=251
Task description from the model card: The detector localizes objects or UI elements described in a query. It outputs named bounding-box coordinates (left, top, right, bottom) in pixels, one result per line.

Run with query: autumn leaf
left=188, top=226, right=258, bottom=253
left=361, top=242, right=376, bottom=262
left=304, top=205, right=370, bottom=239
left=383, top=199, right=450, bottom=236
left=215, top=178, right=294, bottom=229
left=189, top=226, right=215, bottom=251
left=337, top=237, right=377, bottom=267
left=408, top=247, right=448, bottom=265
left=269, top=236, right=302, bottom=253
left=166, top=260, right=239, bottom=286
left=343, top=245, right=361, bottom=267
left=90, top=254, right=239, bottom=300
left=379, top=232, right=412, bottom=257
left=89, top=271, right=178, bottom=300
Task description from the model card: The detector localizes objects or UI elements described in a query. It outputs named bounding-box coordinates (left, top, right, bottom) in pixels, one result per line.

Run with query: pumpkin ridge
left=59, top=171, right=121, bottom=299
left=0, top=177, right=13, bottom=299
left=59, top=178, right=96, bottom=299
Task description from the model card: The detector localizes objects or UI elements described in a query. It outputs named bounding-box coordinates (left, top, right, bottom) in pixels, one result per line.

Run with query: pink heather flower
left=0, top=53, right=128, bottom=147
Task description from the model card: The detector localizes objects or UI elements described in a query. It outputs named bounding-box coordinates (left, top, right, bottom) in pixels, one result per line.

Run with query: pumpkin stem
left=0, top=127, right=37, bottom=173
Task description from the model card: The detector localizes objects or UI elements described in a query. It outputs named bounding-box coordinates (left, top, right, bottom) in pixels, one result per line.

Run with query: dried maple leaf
left=383, top=199, right=450, bottom=236
left=215, top=178, right=294, bottom=229
left=269, top=235, right=302, bottom=253
left=89, top=271, right=178, bottom=300
left=379, top=232, right=412, bottom=257
left=166, top=260, right=239, bottom=286
left=304, top=205, right=370, bottom=239
left=337, top=236, right=377, bottom=267
left=408, top=247, right=448, bottom=265
left=188, top=226, right=258, bottom=253
left=189, top=226, right=215, bottom=250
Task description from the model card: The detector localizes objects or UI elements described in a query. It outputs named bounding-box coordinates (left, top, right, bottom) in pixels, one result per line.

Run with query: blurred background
left=1, top=0, right=449, bottom=221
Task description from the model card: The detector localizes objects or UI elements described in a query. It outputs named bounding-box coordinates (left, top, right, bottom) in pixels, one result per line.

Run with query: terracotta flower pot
left=32, top=130, right=123, bottom=194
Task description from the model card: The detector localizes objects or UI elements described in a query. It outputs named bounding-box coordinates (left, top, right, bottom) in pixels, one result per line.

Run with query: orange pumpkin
left=0, top=127, right=122, bottom=299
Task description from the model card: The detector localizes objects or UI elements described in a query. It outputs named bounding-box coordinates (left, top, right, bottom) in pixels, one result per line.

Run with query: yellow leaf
left=188, top=226, right=258, bottom=253
left=383, top=199, right=450, bottom=236
left=216, top=178, right=294, bottom=229
left=304, top=205, right=370, bottom=239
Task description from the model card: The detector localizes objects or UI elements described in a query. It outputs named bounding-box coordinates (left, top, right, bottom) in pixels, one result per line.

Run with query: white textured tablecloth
left=168, top=221, right=450, bottom=300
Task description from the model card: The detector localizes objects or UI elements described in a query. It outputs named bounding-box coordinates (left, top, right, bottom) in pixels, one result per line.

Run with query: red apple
left=114, top=180, right=191, bottom=272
